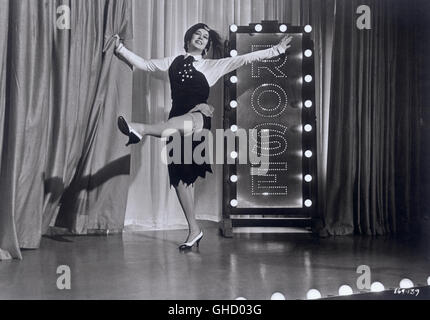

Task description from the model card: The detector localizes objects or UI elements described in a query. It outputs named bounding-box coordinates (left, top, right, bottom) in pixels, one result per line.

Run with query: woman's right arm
left=115, top=38, right=173, bottom=72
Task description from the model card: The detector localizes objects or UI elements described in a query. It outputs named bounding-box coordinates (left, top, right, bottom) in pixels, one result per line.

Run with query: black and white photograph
left=0, top=0, right=429, bottom=307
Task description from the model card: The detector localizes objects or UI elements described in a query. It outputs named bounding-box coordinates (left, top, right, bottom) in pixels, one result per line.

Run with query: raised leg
left=131, top=112, right=203, bottom=139
left=174, top=181, right=201, bottom=242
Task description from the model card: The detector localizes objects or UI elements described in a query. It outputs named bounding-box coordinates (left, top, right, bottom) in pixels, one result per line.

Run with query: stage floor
left=0, top=221, right=429, bottom=300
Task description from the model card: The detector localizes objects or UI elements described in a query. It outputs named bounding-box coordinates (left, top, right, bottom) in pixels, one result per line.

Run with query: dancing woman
left=115, top=23, right=292, bottom=250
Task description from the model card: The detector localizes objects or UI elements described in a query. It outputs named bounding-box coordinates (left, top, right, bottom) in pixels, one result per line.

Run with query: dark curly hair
left=183, top=23, right=223, bottom=59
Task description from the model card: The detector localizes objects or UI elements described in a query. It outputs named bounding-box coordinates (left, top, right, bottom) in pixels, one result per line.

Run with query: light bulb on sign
left=304, top=25, right=313, bottom=33
left=304, top=124, right=313, bottom=132
left=255, top=24, right=263, bottom=32
left=230, top=24, right=238, bottom=33
left=279, top=24, right=288, bottom=32
left=304, top=175, right=313, bottom=183
left=304, top=100, right=313, bottom=108
left=305, top=75, right=313, bottom=83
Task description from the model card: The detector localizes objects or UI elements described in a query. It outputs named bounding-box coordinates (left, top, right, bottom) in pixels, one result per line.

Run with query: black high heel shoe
left=117, top=116, right=142, bottom=146
left=179, top=231, right=203, bottom=251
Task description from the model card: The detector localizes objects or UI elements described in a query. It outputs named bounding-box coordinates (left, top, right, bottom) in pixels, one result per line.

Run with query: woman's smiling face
left=188, top=28, right=210, bottom=53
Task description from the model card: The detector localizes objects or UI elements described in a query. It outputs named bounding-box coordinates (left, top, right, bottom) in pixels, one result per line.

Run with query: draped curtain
left=324, top=0, right=424, bottom=235
left=125, top=0, right=335, bottom=230
left=0, top=0, right=133, bottom=259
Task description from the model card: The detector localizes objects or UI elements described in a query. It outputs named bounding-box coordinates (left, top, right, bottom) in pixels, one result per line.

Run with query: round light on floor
left=230, top=175, right=238, bottom=183
left=231, top=125, right=238, bottom=132
left=230, top=24, right=238, bottom=33
left=230, top=199, right=238, bottom=207
left=304, top=175, right=313, bottom=182
left=279, top=24, right=288, bottom=32
left=305, top=200, right=313, bottom=208
left=230, top=100, right=238, bottom=109
left=338, top=285, right=353, bottom=296
left=305, top=150, right=313, bottom=158
left=370, top=282, right=385, bottom=292
left=304, top=25, right=313, bottom=33
left=304, top=124, right=313, bottom=132
left=255, top=24, right=263, bottom=32
left=304, top=100, right=313, bottom=108
left=271, top=292, right=286, bottom=300
left=304, top=49, right=313, bottom=57
left=235, top=297, right=246, bottom=300
left=230, top=76, right=238, bottom=84
left=230, top=50, right=238, bottom=57
left=230, top=151, right=238, bottom=159
left=305, top=75, right=313, bottom=83
left=399, top=278, right=414, bottom=289
left=306, top=289, right=321, bottom=300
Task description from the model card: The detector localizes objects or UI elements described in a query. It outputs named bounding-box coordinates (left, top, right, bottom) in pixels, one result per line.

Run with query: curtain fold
left=0, top=0, right=133, bottom=259
left=323, top=0, right=423, bottom=235
left=126, top=0, right=334, bottom=230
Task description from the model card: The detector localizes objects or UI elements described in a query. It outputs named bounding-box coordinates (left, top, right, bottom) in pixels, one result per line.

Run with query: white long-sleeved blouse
left=118, top=45, right=286, bottom=87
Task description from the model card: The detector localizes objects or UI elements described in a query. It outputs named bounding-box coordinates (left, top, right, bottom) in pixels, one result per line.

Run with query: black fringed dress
left=167, top=55, right=212, bottom=187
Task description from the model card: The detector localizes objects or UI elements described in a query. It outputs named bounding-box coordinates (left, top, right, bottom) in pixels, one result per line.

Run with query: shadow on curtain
left=0, top=0, right=133, bottom=259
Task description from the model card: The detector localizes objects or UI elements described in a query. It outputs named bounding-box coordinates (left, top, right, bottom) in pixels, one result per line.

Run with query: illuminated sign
left=222, top=21, right=317, bottom=233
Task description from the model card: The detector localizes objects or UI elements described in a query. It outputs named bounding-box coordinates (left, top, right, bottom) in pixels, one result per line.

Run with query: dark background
left=419, top=0, right=430, bottom=224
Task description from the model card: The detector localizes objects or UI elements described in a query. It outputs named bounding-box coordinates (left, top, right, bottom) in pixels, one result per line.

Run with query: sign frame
left=220, top=21, right=318, bottom=237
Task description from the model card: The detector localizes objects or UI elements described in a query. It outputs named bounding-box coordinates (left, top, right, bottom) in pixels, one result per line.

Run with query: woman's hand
left=276, top=36, right=293, bottom=53
left=113, top=35, right=124, bottom=54
left=190, top=104, right=215, bottom=118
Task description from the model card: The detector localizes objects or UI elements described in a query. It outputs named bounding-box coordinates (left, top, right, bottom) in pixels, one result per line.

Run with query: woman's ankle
left=189, top=226, right=201, bottom=235
left=130, top=122, right=145, bottom=136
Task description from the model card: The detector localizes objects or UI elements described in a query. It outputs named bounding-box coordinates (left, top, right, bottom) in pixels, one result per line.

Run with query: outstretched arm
left=114, top=35, right=173, bottom=72
left=205, top=36, right=292, bottom=86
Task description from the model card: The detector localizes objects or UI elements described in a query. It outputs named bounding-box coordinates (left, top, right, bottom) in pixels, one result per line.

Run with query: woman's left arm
left=207, top=36, right=292, bottom=85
